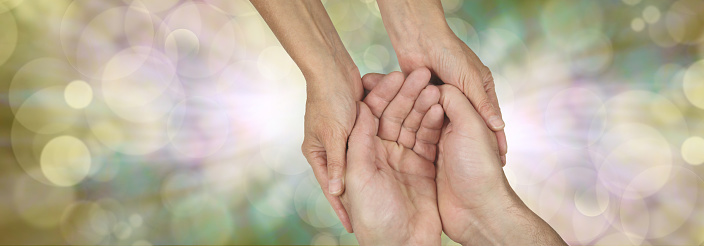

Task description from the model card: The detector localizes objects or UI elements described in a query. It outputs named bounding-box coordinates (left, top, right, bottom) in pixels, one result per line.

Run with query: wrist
left=457, top=185, right=565, bottom=246
left=376, top=0, right=456, bottom=64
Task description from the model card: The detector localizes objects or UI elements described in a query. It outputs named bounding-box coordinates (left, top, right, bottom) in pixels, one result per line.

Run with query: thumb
left=461, top=66, right=505, bottom=131
left=347, top=102, right=378, bottom=174
left=323, top=130, right=349, bottom=196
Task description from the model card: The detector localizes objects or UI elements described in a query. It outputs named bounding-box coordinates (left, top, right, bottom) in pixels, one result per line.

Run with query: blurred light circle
left=683, top=59, right=704, bottom=109
left=165, top=28, right=200, bottom=61
left=649, top=13, right=678, bottom=47
left=9, top=58, right=79, bottom=114
left=574, top=183, right=610, bottom=217
left=248, top=179, right=296, bottom=218
left=102, top=48, right=181, bottom=123
left=61, top=202, right=109, bottom=245
left=544, top=87, right=606, bottom=148
left=85, top=99, right=170, bottom=155
left=112, top=221, right=132, bottom=240
left=257, top=46, right=294, bottom=80
left=593, top=233, right=641, bottom=245
left=623, top=0, right=641, bottom=5
left=129, top=214, right=143, bottom=228
left=161, top=170, right=206, bottom=212
left=682, top=136, right=704, bottom=165
left=327, top=0, right=369, bottom=32
left=170, top=196, right=233, bottom=244
left=64, top=80, right=93, bottom=109
left=73, top=6, right=159, bottom=79
left=619, top=196, right=649, bottom=245
left=631, top=18, right=645, bottom=32
left=492, top=73, right=515, bottom=120
left=639, top=167, right=702, bottom=239
left=363, top=44, right=390, bottom=71
left=207, top=0, right=258, bottom=16
left=541, top=0, right=603, bottom=48
left=642, top=6, right=661, bottom=24
left=446, top=17, right=480, bottom=50
left=202, top=161, right=248, bottom=207
left=14, top=170, right=76, bottom=228
left=122, top=0, right=179, bottom=13
left=441, top=0, right=462, bottom=13
left=216, top=60, right=264, bottom=94
left=649, top=93, right=686, bottom=126
left=14, top=86, right=79, bottom=134
left=478, top=28, right=528, bottom=68
left=160, top=2, right=245, bottom=78
left=40, top=135, right=92, bottom=187
left=597, top=123, right=672, bottom=199
left=571, top=194, right=613, bottom=244
left=665, top=0, right=704, bottom=45
left=566, top=31, right=613, bottom=76
left=311, top=232, right=337, bottom=245
left=0, top=9, right=17, bottom=66
left=166, top=97, right=230, bottom=159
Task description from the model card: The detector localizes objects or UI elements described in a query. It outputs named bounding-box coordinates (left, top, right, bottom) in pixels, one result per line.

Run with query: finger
left=309, top=159, right=354, bottom=232
left=324, top=132, right=348, bottom=197
left=496, top=129, right=507, bottom=166
left=486, top=85, right=507, bottom=165
left=413, top=104, right=444, bottom=161
left=438, top=85, right=488, bottom=135
left=363, top=72, right=404, bottom=118
left=378, top=68, right=431, bottom=141
left=398, top=85, right=440, bottom=148
left=362, top=73, right=386, bottom=91
left=348, top=102, right=379, bottom=175
left=460, top=66, right=505, bottom=132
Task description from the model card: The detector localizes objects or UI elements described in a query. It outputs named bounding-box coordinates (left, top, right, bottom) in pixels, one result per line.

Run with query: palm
left=342, top=69, right=444, bottom=245
left=347, top=135, right=440, bottom=244
left=435, top=85, right=505, bottom=242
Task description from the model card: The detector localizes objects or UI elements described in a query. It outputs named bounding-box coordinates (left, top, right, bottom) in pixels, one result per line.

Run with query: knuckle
left=477, top=98, right=496, bottom=116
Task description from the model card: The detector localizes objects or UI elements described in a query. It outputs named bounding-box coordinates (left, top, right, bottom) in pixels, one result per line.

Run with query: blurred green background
left=1, top=0, right=704, bottom=245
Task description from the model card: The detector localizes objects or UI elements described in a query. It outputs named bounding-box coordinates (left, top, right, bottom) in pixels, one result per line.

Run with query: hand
left=376, top=0, right=508, bottom=165
left=435, top=85, right=565, bottom=245
left=301, top=60, right=363, bottom=232
left=341, top=69, right=444, bottom=245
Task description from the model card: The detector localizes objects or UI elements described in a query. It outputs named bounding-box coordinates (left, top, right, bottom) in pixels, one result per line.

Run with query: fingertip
left=500, top=155, right=506, bottom=166
left=488, top=115, right=505, bottom=131
left=362, top=73, right=385, bottom=90
left=328, top=178, right=344, bottom=196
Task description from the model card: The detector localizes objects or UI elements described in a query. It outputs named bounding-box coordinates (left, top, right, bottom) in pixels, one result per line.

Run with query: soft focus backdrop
left=1, top=0, right=703, bottom=245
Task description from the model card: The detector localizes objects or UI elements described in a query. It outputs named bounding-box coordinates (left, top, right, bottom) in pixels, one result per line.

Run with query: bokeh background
left=1, top=0, right=703, bottom=245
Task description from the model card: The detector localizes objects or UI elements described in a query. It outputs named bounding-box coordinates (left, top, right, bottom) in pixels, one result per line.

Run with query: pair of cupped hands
left=334, top=68, right=515, bottom=245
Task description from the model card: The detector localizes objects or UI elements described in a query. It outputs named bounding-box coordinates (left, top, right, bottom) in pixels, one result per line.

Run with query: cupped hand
left=434, top=84, right=514, bottom=244
left=388, top=23, right=508, bottom=165
left=341, top=69, right=444, bottom=245
left=301, top=64, right=363, bottom=232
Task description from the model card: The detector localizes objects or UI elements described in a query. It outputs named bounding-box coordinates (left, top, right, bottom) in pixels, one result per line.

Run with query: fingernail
left=329, top=178, right=342, bottom=195
left=489, top=116, right=505, bottom=130
left=501, top=155, right=506, bottom=165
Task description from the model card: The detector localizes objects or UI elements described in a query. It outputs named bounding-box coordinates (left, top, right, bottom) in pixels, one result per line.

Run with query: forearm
left=250, top=0, right=356, bottom=81
left=459, top=188, right=566, bottom=246
left=375, top=0, right=454, bottom=54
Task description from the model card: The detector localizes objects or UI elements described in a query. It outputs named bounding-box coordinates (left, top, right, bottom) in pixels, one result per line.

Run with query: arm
left=375, top=0, right=508, bottom=165
left=250, top=0, right=363, bottom=232
left=436, top=85, right=565, bottom=245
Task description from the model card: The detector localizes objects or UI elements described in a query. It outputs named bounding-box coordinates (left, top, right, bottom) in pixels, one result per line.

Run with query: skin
left=251, top=0, right=508, bottom=233
left=251, top=0, right=360, bottom=231
left=434, top=85, right=565, bottom=246
left=342, top=70, right=444, bottom=245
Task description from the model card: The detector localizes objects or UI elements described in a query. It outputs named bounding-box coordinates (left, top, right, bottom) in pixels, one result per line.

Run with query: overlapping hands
left=342, top=68, right=566, bottom=246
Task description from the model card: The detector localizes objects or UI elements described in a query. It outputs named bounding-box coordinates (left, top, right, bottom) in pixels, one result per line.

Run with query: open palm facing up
left=341, top=68, right=444, bottom=245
